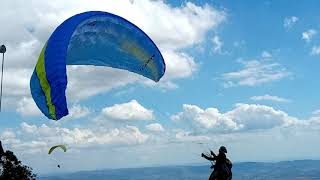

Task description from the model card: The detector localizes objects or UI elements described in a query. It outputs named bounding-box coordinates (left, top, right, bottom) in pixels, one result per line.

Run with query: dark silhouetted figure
left=0, top=140, right=37, bottom=180
left=0, top=141, right=4, bottom=158
left=57, top=165, right=60, bottom=168
left=201, top=146, right=232, bottom=180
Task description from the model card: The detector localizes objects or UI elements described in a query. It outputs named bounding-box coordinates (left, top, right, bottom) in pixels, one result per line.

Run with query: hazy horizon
left=39, top=160, right=320, bottom=179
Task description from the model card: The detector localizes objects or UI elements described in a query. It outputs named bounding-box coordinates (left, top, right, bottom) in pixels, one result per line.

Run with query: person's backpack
left=220, top=158, right=232, bottom=179
left=225, top=158, right=232, bottom=170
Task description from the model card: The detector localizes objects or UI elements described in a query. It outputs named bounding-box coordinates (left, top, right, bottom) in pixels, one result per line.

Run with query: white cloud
left=302, top=29, right=317, bottom=42
left=16, top=97, right=90, bottom=120
left=3, top=68, right=32, bottom=97
left=212, top=35, right=223, bottom=53
left=261, top=51, right=272, bottom=59
left=0, top=129, right=17, bottom=140
left=283, top=16, right=298, bottom=29
left=171, top=104, right=240, bottom=132
left=65, top=104, right=91, bottom=120
left=163, top=51, right=198, bottom=80
left=226, top=103, right=296, bottom=130
left=133, top=1, right=226, bottom=50
left=223, top=60, right=291, bottom=87
left=20, top=122, right=38, bottom=134
left=0, top=129, right=21, bottom=147
left=311, top=46, right=320, bottom=55
left=1, top=122, right=149, bottom=153
left=66, top=66, right=140, bottom=101
left=309, top=115, right=320, bottom=126
left=171, top=103, right=297, bottom=133
left=87, top=126, right=149, bottom=146
left=233, top=40, right=246, bottom=48
left=16, top=97, right=41, bottom=116
left=146, top=123, right=165, bottom=132
left=144, top=50, right=198, bottom=89
left=4, top=103, right=320, bottom=173
left=101, top=100, right=154, bottom=121
left=312, top=109, right=320, bottom=116
left=250, top=94, right=291, bottom=103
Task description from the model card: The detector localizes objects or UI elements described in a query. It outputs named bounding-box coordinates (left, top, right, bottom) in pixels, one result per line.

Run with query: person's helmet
left=219, top=146, right=227, bottom=153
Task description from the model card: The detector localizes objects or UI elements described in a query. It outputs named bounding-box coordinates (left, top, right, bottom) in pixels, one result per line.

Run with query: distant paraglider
left=48, top=145, right=67, bottom=155
left=48, top=145, right=67, bottom=169
left=30, top=11, right=166, bottom=120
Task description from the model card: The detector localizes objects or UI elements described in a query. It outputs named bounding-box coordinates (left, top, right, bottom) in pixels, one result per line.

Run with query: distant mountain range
left=39, top=160, right=320, bottom=180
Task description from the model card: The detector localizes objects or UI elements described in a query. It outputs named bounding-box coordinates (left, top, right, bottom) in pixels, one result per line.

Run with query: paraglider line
left=139, top=54, right=155, bottom=71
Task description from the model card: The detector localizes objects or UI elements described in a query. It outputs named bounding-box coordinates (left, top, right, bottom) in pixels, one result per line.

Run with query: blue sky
left=0, top=0, right=320, bottom=175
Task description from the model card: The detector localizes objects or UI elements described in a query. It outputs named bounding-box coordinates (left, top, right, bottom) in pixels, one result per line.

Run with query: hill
left=40, top=160, right=320, bottom=180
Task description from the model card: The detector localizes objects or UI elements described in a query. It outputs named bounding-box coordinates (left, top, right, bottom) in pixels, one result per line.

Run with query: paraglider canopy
left=30, top=11, right=166, bottom=120
left=48, top=145, right=67, bottom=155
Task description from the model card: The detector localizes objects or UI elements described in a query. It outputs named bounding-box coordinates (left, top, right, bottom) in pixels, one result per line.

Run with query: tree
left=0, top=141, right=36, bottom=180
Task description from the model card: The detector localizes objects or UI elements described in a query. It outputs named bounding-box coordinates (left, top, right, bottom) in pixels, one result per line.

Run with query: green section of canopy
left=48, top=145, right=67, bottom=154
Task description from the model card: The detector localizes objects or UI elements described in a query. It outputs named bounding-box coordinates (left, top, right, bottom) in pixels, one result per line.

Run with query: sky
left=0, top=0, right=320, bottom=175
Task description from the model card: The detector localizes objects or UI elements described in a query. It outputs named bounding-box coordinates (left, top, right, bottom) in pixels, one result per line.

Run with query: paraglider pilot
left=201, top=146, right=232, bottom=180
left=0, top=141, right=4, bottom=158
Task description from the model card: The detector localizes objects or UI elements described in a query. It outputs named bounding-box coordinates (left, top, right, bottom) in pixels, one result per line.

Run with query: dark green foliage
left=0, top=150, right=37, bottom=180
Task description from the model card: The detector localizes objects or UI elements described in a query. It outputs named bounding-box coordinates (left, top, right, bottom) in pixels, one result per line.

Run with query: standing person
left=0, top=141, right=4, bottom=158
left=201, top=146, right=232, bottom=180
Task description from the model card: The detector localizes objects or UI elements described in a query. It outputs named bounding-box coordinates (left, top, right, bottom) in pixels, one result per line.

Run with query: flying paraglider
left=48, top=145, right=67, bottom=155
left=48, top=145, right=67, bottom=169
left=30, top=11, right=165, bottom=120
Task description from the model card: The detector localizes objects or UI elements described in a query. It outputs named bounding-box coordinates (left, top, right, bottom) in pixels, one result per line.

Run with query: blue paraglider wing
left=30, top=11, right=165, bottom=120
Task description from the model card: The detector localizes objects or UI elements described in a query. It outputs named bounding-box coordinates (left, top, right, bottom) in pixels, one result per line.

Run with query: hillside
left=40, top=160, right=320, bottom=180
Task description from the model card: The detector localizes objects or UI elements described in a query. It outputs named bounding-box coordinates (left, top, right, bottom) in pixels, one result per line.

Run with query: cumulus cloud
left=212, top=35, right=223, bottom=53
left=222, top=60, right=291, bottom=87
left=226, top=103, right=297, bottom=130
left=3, top=68, right=32, bottom=98
left=250, top=94, right=291, bottom=103
left=16, top=97, right=41, bottom=116
left=3, top=103, right=320, bottom=173
left=0, top=0, right=226, bottom=112
left=65, top=104, right=91, bottom=120
left=144, top=2, right=225, bottom=50
left=302, top=29, right=317, bottom=42
left=66, top=66, right=140, bottom=101
left=309, top=115, right=320, bottom=126
left=2, top=122, right=149, bottom=154
left=261, top=51, right=272, bottom=59
left=283, top=16, right=298, bottom=29
left=171, top=104, right=240, bottom=132
left=146, top=123, right=165, bottom=132
left=101, top=100, right=154, bottom=121
left=16, top=97, right=90, bottom=120
left=312, top=109, right=320, bottom=116
left=311, top=46, right=320, bottom=55
left=171, top=103, right=297, bottom=133
left=144, top=51, right=198, bottom=89
left=0, top=129, right=18, bottom=145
